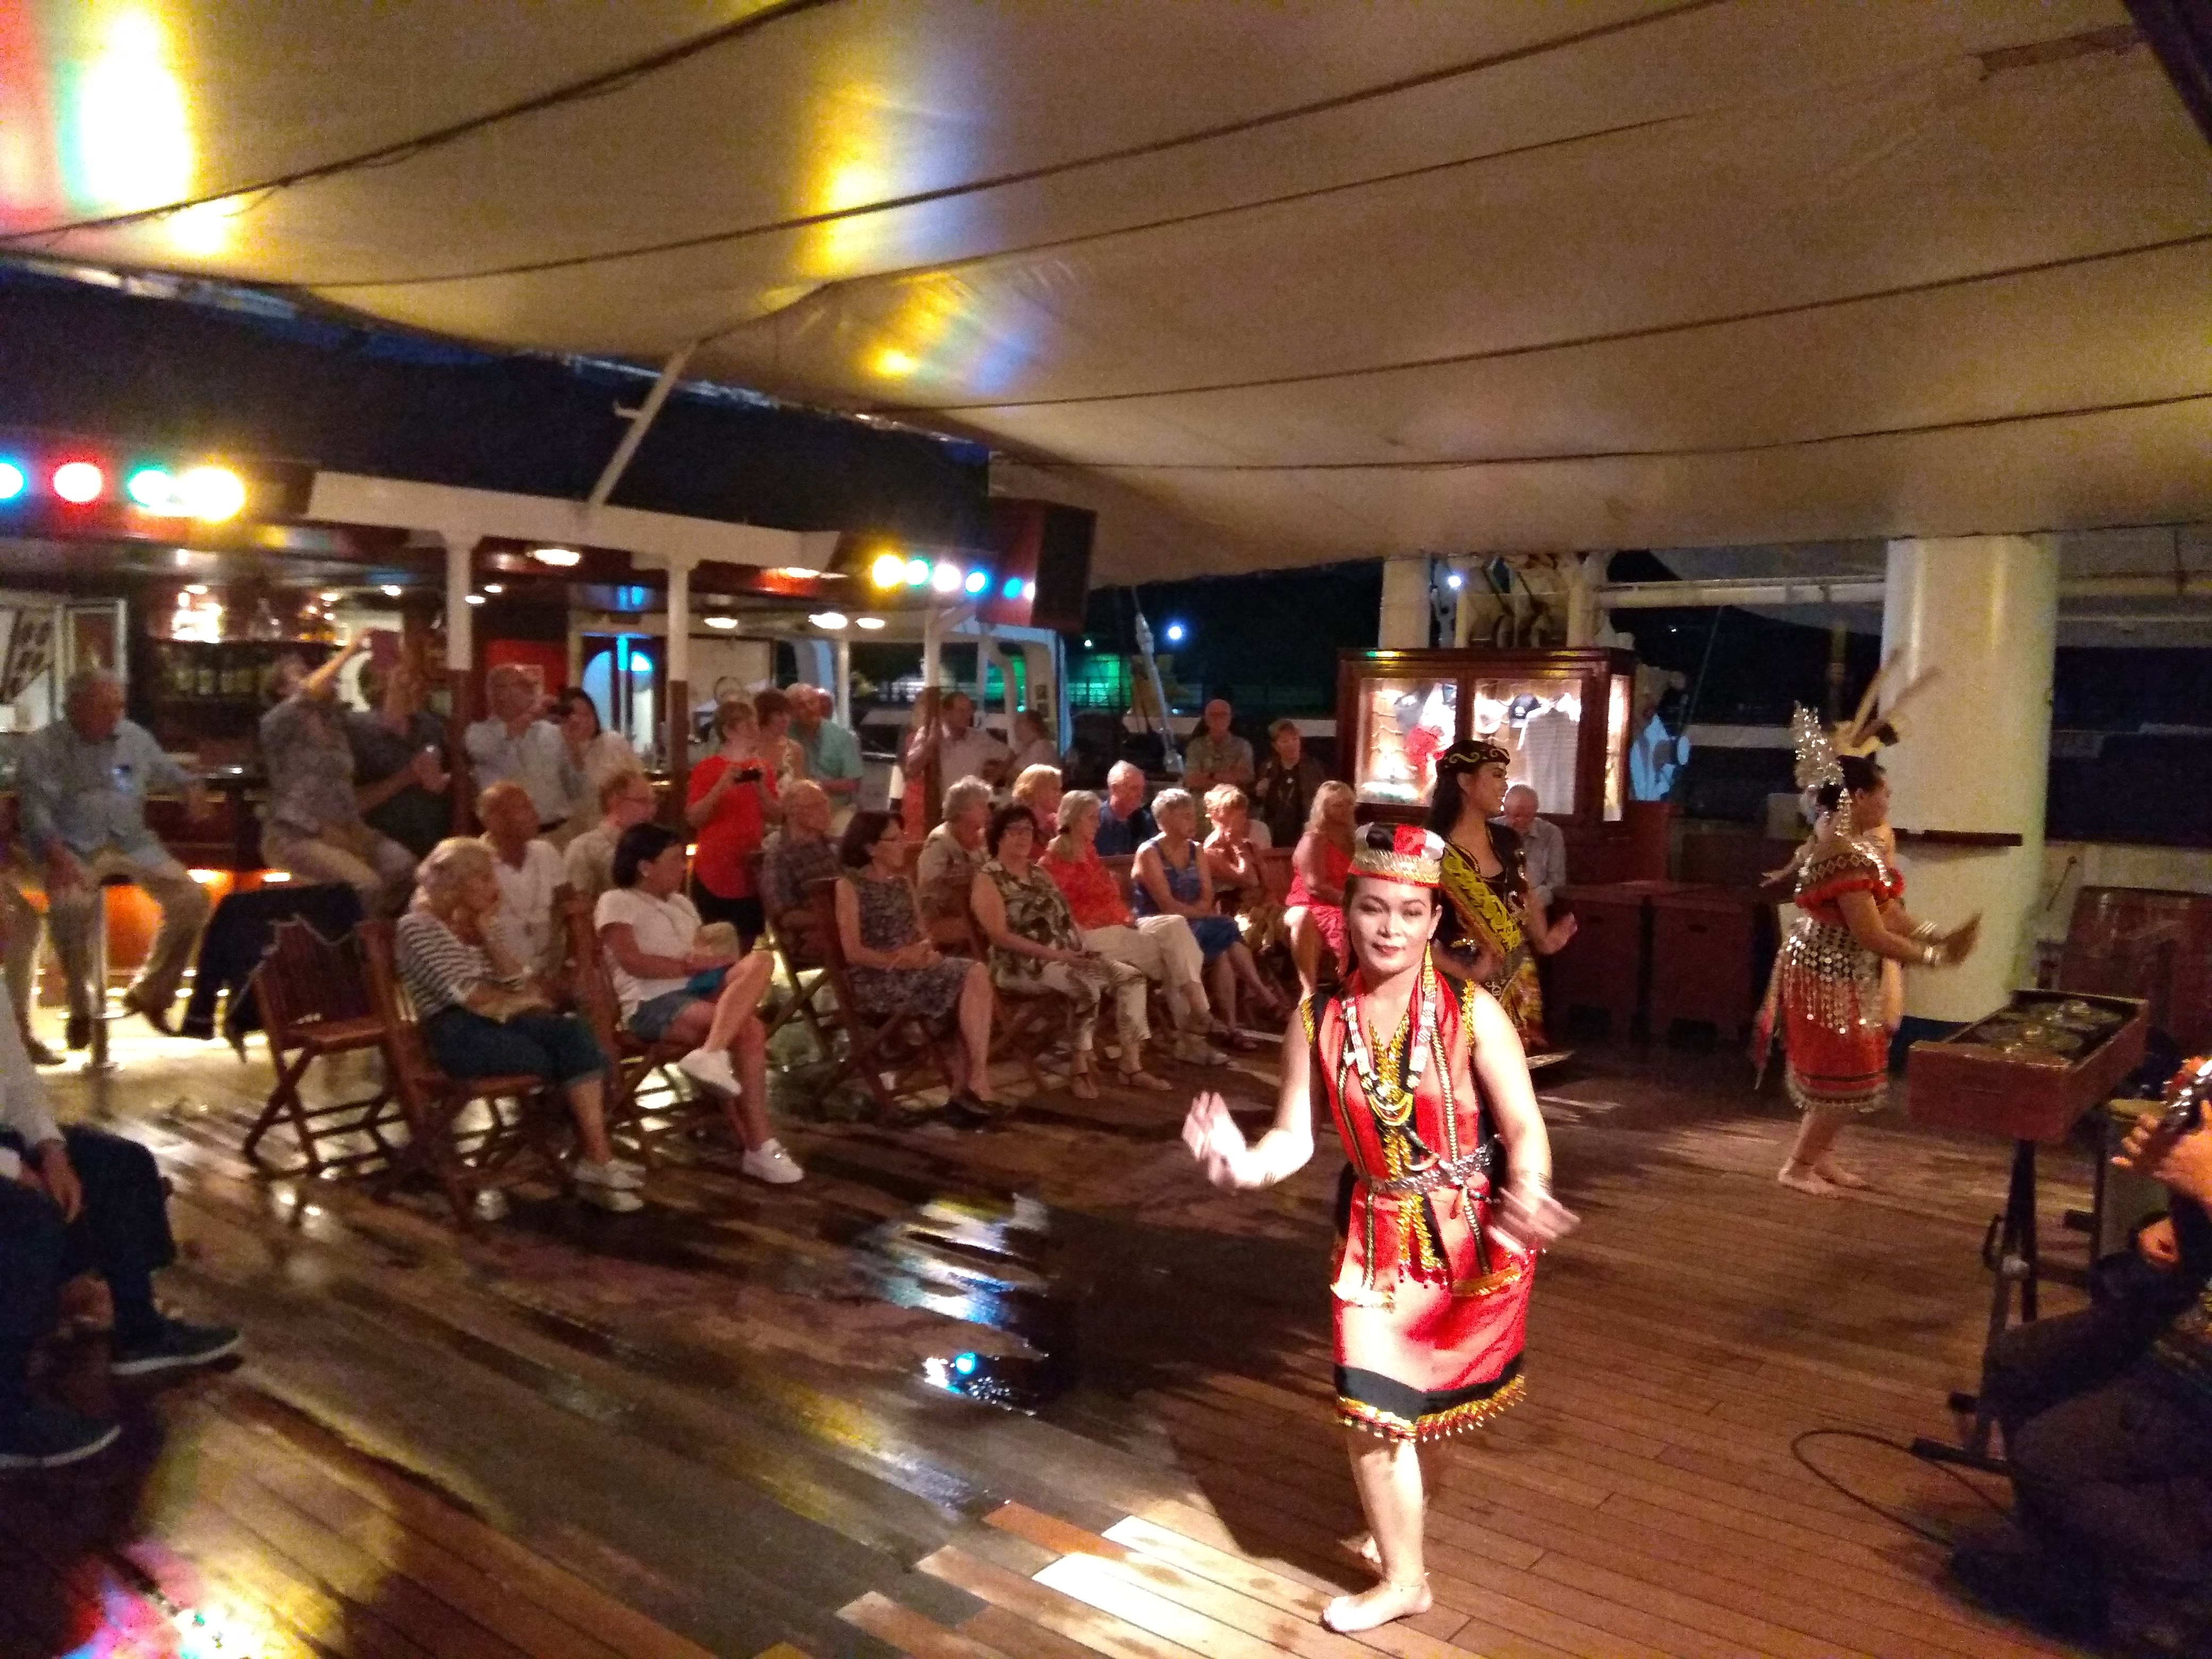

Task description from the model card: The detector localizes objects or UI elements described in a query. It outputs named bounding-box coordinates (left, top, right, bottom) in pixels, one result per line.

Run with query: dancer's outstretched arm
left=1463, top=985, right=1577, bottom=1248
left=1182, top=1007, right=1313, bottom=1191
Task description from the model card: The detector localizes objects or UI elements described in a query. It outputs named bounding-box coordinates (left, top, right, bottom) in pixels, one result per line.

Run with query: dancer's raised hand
left=1494, top=1180, right=1579, bottom=1253
left=1182, top=1091, right=1250, bottom=1189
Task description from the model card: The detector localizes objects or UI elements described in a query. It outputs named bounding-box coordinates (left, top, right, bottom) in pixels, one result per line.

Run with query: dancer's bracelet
left=1911, top=921, right=1939, bottom=942
left=1920, top=943, right=1940, bottom=968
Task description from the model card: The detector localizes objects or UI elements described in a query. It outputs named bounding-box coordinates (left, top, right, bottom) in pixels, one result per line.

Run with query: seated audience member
left=1497, top=784, right=1567, bottom=910
left=1010, top=764, right=1063, bottom=834
left=1953, top=1085, right=2212, bottom=1650
left=21, top=667, right=212, bottom=1047
left=1203, top=784, right=1287, bottom=956
left=396, top=839, right=639, bottom=1211
left=1285, top=780, right=1356, bottom=991
left=0, top=981, right=238, bottom=1467
left=1251, top=718, right=1326, bottom=851
left=1094, top=761, right=1157, bottom=856
left=349, top=659, right=454, bottom=861
left=915, top=775, right=992, bottom=936
left=552, top=689, right=641, bottom=848
left=1182, top=698, right=1255, bottom=795
left=563, top=770, right=658, bottom=904
left=477, top=781, right=569, bottom=979
left=758, top=780, right=841, bottom=958
left=1043, top=790, right=1221, bottom=1067
left=685, top=698, right=782, bottom=948
left=261, top=633, right=416, bottom=916
left=835, top=811, right=1004, bottom=1122
left=1134, top=788, right=1285, bottom=1048
left=466, top=664, right=582, bottom=834
left=1010, top=709, right=1060, bottom=774
left=594, top=824, right=798, bottom=1185
left=970, top=805, right=1158, bottom=1097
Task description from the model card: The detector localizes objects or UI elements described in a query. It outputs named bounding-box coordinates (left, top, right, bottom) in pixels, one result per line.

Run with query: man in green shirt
left=790, top=685, right=862, bottom=817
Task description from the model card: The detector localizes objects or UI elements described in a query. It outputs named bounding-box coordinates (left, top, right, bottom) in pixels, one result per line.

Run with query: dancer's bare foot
left=1814, top=1158, right=1871, bottom=1190
left=1778, top=1160, right=1841, bottom=1197
left=1322, top=1577, right=1432, bottom=1633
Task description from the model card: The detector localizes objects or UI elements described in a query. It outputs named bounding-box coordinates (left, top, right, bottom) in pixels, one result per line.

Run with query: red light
left=52, top=462, right=104, bottom=504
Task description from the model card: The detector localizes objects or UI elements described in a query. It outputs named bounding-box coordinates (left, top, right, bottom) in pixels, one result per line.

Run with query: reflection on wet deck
left=7, top=1026, right=2100, bottom=1657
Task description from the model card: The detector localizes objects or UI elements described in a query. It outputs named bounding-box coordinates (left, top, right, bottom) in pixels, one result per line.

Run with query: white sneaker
left=607, top=1155, right=648, bottom=1178
left=1175, top=1035, right=1228, bottom=1067
left=741, top=1139, right=805, bottom=1185
left=677, top=1046, right=739, bottom=1094
left=573, top=1158, right=644, bottom=1193
left=578, top=1185, right=644, bottom=1213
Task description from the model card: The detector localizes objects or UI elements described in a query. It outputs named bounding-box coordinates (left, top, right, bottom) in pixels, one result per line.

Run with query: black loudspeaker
left=986, top=497, right=1093, bottom=633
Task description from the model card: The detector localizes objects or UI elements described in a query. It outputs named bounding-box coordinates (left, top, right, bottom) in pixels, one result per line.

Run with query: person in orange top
left=1042, top=790, right=1222, bottom=1068
left=685, top=698, right=783, bottom=950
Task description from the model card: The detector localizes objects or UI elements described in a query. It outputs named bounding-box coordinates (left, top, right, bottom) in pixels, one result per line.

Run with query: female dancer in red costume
left=1184, top=823, right=1574, bottom=1633
left=1756, top=710, right=1978, bottom=1195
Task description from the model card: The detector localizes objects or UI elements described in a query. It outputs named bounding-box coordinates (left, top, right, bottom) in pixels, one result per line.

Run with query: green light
left=126, top=466, right=175, bottom=510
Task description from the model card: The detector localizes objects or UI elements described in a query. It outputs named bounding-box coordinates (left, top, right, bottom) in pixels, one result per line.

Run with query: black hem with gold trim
left=1334, top=1357, right=1527, bottom=1443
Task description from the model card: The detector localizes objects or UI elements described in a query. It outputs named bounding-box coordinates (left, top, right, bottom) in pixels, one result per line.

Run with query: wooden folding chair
left=558, top=894, right=715, bottom=1162
left=241, top=917, right=399, bottom=1176
left=751, top=853, right=837, bottom=1060
left=357, top=919, right=569, bottom=1231
left=803, top=877, right=963, bottom=1119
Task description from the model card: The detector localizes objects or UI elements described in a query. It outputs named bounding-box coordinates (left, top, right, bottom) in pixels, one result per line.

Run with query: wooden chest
left=1906, top=990, right=2148, bottom=1145
left=1647, top=886, right=1769, bottom=1041
left=1548, top=882, right=1668, bottom=1041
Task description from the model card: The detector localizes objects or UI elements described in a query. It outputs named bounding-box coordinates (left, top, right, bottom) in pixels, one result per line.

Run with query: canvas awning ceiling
left=2, top=0, right=2207, bottom=582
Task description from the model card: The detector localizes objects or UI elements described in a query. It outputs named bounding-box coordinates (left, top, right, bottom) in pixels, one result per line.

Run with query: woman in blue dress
left=1134, top=788, right=1289, bottom=1048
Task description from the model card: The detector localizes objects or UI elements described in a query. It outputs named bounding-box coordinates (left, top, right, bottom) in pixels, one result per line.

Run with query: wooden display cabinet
left=1335, top=647, right=1641, bottom=868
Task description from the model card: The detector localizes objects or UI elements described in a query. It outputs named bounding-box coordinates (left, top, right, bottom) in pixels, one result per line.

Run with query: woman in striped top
left=396, top=838, right=640, bottom=1212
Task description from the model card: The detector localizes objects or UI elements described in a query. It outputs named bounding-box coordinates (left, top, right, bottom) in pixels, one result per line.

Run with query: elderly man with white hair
left=1094, top=761, right=1157, bottom=857
left=1496, top=784, right=1568, bottom=910
left=465, top=664, right=581, bottom=833
left=20, top=668, right=213, bottom=1046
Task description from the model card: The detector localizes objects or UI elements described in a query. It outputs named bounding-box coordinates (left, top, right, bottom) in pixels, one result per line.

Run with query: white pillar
left=443, top=535, right=474, bottom=673
left=665, top=558, right=691, bottom=690
left=1880, top=535, right=2058, bottom=1023
left=1377, top=556, right=1431, bottom=649
left=833, top=638, right=852, bottom=726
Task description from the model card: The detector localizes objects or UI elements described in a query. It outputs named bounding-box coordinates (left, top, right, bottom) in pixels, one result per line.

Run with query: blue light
left=963, top=569, right=988, bottom=595
left=0, top=460, right=22, bottom=502
left=1164, top=622, right=1186, bottom=644
left=630, top=653, right=653, bottom=675
left=952, top=1352, right=979, bottom=1377
left=1000, top=574, right=1024, bottom=599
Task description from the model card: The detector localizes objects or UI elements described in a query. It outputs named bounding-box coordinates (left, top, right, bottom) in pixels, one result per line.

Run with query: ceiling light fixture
left=531, top=546, right=581, bottom=568
left=810, top=611, right=849, bottom=630
left=704, top=616, right=739, bottom=630
left=854, top=616, right=886, bottom=631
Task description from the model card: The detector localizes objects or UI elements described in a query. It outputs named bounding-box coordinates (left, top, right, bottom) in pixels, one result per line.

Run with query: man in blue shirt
left=20, top=670, right=211, bottom=1046
left=789, top=685, right=862, bottom=820
left=1094, top=761, right=1157, bottom=856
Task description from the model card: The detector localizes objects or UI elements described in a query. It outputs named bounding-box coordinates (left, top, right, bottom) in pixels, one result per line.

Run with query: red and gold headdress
left=1350, top=822, right=1446, bottom=888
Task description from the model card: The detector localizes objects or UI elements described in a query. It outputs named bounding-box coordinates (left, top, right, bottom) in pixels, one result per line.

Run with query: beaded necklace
left=1340, top=953, right=1440, bottom=1132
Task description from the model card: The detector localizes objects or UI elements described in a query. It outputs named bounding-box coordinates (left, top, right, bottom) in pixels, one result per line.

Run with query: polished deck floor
left=3, top=1018, right=2106, bottom=1659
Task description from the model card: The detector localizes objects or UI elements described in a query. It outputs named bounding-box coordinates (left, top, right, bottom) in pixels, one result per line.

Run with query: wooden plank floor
left=2, top=1020, right=2104, bottom=1658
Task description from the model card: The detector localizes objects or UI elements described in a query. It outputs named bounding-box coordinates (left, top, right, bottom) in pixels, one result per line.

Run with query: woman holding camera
left=686, top=697, right=783, bottom=950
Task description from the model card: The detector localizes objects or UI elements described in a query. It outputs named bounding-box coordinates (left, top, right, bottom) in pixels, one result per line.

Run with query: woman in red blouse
left=685, top=697, right=783, bottom=949
left=1042, top=790, right=1221, bottom=1067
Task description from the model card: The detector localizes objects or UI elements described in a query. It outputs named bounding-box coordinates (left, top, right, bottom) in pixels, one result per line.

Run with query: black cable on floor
left=1789, top=1427, right=2010, bottom=1549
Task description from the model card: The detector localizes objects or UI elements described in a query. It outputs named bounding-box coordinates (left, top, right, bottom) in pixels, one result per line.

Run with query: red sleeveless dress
left=1306, top=959, right=1534, bottom=1441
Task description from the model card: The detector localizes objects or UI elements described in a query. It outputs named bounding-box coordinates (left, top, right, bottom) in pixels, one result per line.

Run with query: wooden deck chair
left=241, top=917, right=399, bottom=1176
left=358, top=919, right=569, bottom=1231
left=557, top=894, right=713, bottom=1161
left=804, top=876, right=963, bottom=1119
left=750, top=851, right=836, bottom=1059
